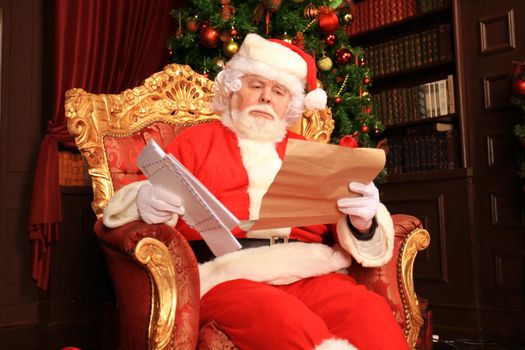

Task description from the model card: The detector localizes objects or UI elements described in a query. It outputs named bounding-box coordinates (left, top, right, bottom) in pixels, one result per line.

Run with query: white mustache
left=246, top=104, right=278, bottom=120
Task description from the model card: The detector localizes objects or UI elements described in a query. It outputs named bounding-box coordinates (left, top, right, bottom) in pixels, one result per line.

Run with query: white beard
left=223, top=104, right=288, bottom=143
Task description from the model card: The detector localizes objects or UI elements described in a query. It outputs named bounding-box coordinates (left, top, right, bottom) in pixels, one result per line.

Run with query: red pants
left=200, top=273, right=409, bottom=350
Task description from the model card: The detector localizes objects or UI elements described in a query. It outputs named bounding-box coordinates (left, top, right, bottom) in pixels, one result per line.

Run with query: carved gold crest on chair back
left=65, top=63, right=429, bottom=350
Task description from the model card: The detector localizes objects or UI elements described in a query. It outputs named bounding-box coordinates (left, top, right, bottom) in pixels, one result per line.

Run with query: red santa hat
left=225, top=33, right=327, bottom=110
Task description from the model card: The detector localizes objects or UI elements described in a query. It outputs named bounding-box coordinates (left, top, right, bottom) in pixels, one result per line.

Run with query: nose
left=259, top=87, right=271, bottom=104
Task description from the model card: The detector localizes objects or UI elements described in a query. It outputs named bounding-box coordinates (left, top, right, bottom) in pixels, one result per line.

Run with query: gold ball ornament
left=317, top=56, right=333, bottom=71
left=281, top=32, right=293, bottom=44
left=223, top=39, right=239, bottom=58
left=214, top=57, right=225, bottom=69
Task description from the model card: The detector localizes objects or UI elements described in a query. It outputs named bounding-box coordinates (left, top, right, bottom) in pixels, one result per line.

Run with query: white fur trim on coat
left=238, top=138, right=291, bottom=239
left=199, top=242, right=352, bottom=297
left=315, top=338, right=358, bottom=350
left=103, top=181, right=145, bottom=228
left=102, top=180, right=178, bottom=228
left=336, top=203, right=394, bottom=267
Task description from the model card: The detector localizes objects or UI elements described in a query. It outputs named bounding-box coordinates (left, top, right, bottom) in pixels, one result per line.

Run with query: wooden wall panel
left=0, top=0, right=43, bottom=329
left=456, top=0, right=525, bottom=340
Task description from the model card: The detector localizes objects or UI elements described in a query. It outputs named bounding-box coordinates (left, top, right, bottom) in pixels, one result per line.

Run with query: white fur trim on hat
left=238, top=33, right=307, bottom=81
left=315, top=338, right=358, bottom=350
left=226, top=54, right=306, bottom=96
left=305, top=87, right=328, bottom=110
left=198, top=242, right=352, bottom=297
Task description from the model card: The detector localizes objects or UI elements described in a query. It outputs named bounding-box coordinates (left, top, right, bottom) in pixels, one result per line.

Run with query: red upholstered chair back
left=104, top=122, right=186, bottom=191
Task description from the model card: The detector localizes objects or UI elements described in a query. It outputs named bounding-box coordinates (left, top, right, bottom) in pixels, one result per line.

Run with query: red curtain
left=29, top=0, right=178, bottom=291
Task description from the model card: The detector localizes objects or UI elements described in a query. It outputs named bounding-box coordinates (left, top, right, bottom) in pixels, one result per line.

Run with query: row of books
left=364, top=24, right=453, bottom=78
left=347, top=0, right=451, bottom=37
left=386, top=123, right=458, bottom=174
left=58, top=150, right=91, bottom=187
left=373, top=75, right=455, bottom=127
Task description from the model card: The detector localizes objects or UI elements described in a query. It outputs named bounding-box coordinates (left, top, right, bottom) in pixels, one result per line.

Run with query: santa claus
left=103, top=33, right=409, bottom=350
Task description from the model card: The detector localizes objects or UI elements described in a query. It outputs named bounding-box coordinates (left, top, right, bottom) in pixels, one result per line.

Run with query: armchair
left=65, top=63, right=430, bottom=350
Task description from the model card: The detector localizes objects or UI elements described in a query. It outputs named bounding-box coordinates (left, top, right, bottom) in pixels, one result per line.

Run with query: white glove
left=136, top=183, right=185, bottom=225
left=337, top=181, right=379, bottom=231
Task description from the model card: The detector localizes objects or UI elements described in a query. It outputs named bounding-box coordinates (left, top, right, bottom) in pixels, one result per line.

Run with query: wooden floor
left=433, top=339, right=525, bottom=350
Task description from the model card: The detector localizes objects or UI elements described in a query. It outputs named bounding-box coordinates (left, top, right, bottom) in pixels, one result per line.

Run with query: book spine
left=430, top=26, right=439, bottom=64
left=438, top=23, right=453, bottom=62
left=447, top=74, right=456, bottom=114
left=445, top=129, right=458, bottom=169
left=438, top=79, right=448, bottom=116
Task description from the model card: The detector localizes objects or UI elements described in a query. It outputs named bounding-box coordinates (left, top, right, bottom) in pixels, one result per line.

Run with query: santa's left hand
left=337, top=181, right=379, bottom=231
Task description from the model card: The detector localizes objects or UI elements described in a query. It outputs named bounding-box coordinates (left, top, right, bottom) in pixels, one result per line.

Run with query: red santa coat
left=103, top=120, right=394, bottom=296
left=166, top=120, right=329, bottom=243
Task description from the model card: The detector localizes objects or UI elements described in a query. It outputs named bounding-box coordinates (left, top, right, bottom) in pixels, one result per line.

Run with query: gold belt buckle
left=270, top=236, right=289, bottom=245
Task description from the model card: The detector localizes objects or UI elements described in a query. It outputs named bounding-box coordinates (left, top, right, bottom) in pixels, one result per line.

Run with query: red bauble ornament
left=339, top=135, right=359, bottom=148
left=358, top=57, right=366, bottom=66
left=374, top=128, right=381, bottom=135
left=512, top=78, right=525, bottom=96
left=186, top=19, right=200, bottom=33
left=363, top=77, right=371, bottom=85
left=219, top=30, right=231, bottom=42
left=293, top=32, right=305, bottom=49
left=230, top=27, right=238, bottom=37
left=360, top=125, right=369, bottom=133
left=318, top=6, right=339, bottom=35
left=199, top=26, right=220, bottom=48
left=324, top=34, right=336, bottom=46
left=352, top=131, right=359, bottom=137
left=335, top=48, right=352, bottom=65
left=334, top=96, right=342, bottom=104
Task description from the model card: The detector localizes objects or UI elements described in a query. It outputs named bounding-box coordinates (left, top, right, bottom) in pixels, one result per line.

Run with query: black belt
left=189, top=237, right=293, bottom=263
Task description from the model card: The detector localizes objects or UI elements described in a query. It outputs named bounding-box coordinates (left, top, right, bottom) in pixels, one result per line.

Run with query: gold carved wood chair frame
left=65, top=63, right=428, bottom=349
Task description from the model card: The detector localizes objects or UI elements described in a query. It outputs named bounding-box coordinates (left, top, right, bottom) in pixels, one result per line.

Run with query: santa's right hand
left=137, top=183, right=185, bottom=224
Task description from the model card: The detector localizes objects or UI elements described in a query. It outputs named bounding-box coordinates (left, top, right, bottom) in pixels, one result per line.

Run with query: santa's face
left=227, top=75, right=291, bottom=142
left=233, top=75, right=291, bottom=120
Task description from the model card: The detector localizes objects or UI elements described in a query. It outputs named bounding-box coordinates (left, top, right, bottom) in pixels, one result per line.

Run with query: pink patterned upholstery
left=198, top=321, right=239, bottom=350
left=104, top=122, right=188, bottom=190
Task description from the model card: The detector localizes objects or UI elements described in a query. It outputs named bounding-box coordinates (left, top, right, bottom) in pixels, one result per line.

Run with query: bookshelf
left=349, top=0, right=458, bottom=178
left=348, top=0, right=525, bottom=342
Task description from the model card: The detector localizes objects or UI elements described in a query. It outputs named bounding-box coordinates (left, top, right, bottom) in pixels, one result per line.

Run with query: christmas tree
left=167, top=0, right=383, bottom=148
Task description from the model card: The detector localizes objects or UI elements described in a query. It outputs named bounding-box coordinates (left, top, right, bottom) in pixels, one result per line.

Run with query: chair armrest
left=94, top=219, right=200, bottom=350
left=347, top=214, right=430, bottom=350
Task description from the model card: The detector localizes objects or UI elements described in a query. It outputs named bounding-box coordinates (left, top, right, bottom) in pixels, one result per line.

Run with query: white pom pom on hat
left=227, top=33, right=327, bottom=110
